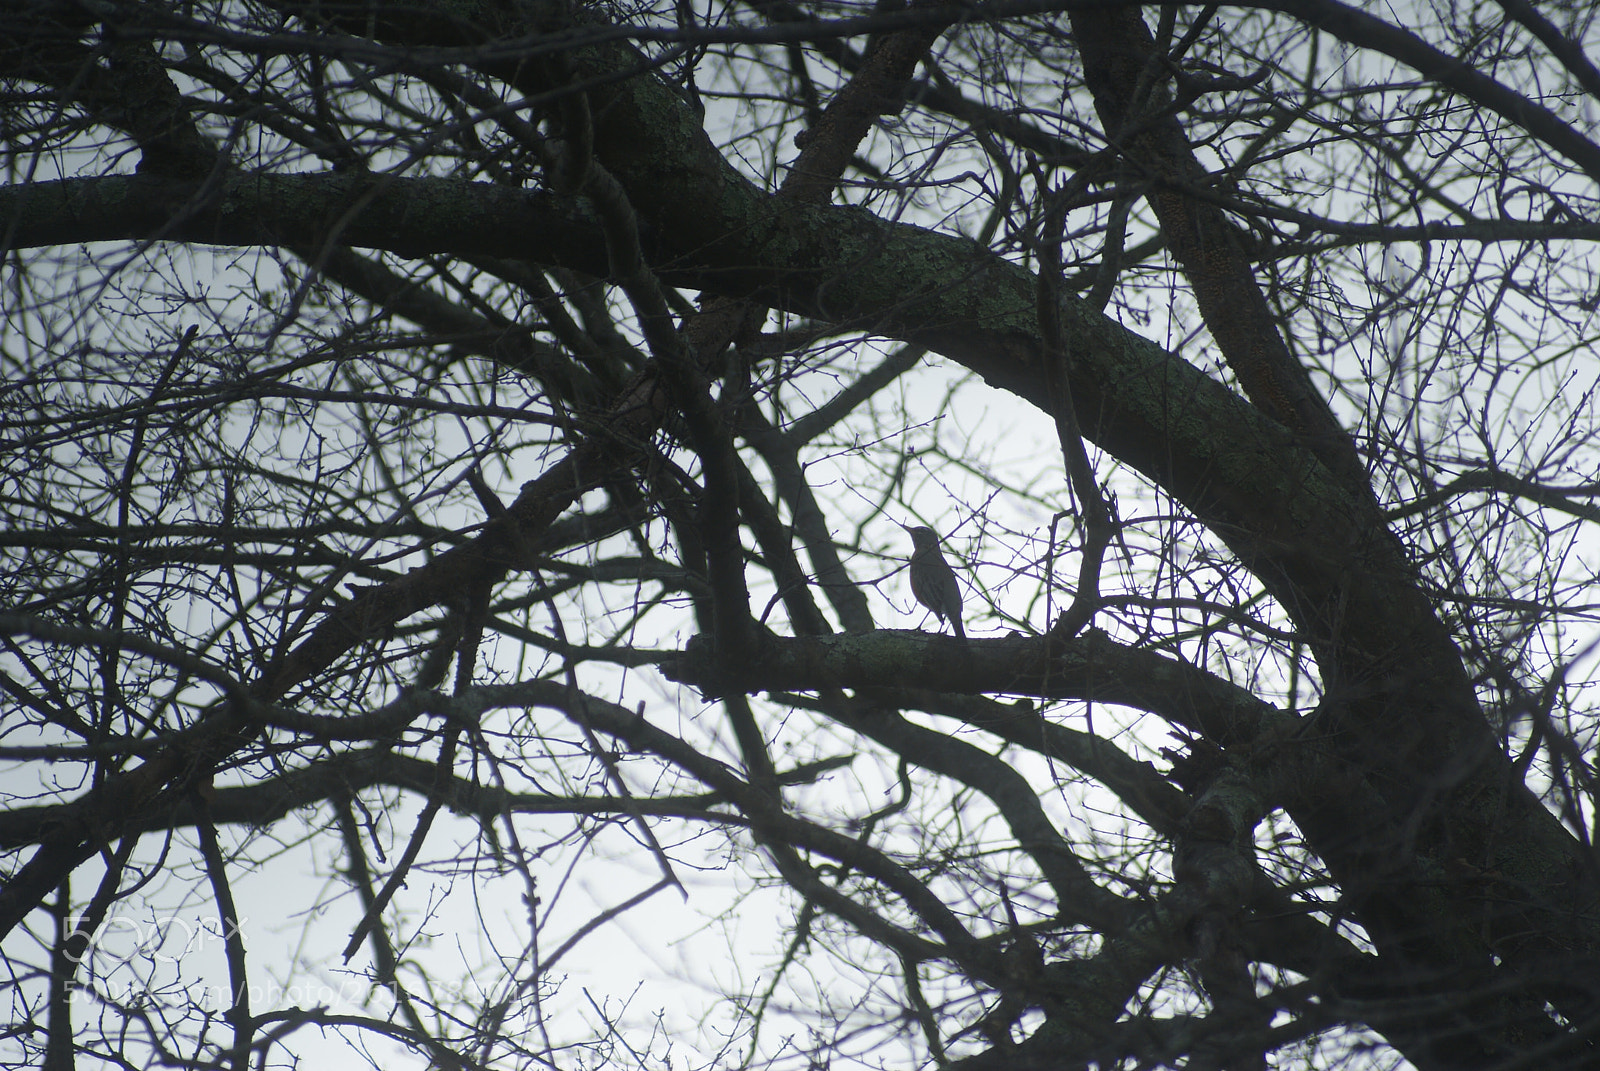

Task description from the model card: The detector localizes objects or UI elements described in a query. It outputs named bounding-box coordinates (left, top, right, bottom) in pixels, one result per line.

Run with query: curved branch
left=662, top=627, right=1285, bottom=745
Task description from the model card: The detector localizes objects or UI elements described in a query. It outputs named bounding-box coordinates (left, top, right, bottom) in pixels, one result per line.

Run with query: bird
left=900, top=523, right=966, bottom=641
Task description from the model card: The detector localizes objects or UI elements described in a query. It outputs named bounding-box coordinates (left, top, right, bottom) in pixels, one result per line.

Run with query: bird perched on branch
left=900, top=523, right=966, bottom=642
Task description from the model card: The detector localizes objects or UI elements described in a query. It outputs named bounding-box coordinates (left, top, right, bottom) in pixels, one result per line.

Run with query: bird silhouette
left=900, top=523, right=966, bottom=642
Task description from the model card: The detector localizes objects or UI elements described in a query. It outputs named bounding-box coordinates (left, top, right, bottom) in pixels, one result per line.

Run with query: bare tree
left=5, top=1, right=1600, bottom=1068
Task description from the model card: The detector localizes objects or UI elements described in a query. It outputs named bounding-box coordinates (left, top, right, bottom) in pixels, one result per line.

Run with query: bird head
left=898, top=523, right=939, bottom=550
